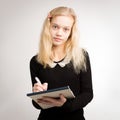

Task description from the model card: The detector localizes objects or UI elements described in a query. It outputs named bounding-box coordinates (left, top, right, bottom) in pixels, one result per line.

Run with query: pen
left=35, top=77, right=41, bottom=84
left=35, top=77, right=48, bottom=91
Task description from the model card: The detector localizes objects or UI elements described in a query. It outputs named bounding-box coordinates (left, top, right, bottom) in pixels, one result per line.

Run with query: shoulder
left=30, top=54, right=41, bottom=66
left=80, top=48, right=89, bottom=57
left=82, top=49, right=91, bottom=70
left=29, top=54, right=44, bottom=71
left=30, top=55, right=37, bottom=63
left=81, top=48, right=91, bottom=67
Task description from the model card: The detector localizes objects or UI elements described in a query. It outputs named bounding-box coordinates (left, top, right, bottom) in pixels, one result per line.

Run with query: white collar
left=49, top=56, right=70, bottom=68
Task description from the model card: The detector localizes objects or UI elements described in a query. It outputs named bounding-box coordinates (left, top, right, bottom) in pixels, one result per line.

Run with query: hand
left=37, top=94, right=67, bottom=107
left=32, top=82, right=48, bottom=92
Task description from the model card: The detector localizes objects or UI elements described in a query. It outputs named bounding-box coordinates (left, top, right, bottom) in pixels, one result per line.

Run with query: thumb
left=43, top=83, right=48, bottom=90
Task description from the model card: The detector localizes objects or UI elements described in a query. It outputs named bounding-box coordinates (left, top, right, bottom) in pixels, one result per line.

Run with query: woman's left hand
left=37, top=94, right=67, bottom=107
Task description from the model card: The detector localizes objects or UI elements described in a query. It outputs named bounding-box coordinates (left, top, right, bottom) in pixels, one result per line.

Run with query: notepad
left=27, top=86, right=75, bottom=109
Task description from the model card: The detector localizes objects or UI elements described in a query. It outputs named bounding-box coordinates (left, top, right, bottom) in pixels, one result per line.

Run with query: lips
left=54, top=37, right=62, bottom=42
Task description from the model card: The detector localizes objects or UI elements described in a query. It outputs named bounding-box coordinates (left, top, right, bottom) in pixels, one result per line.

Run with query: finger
left=37, top=99, right=54, bottom=106
left=41, top=96, right=66, bottom=107
left=42, top=83, right=48, bottom=90
left=60, top=94, right=67, bottom=103
left=32, top=86, right=44, bottom=92
left=34, top=83, right=41, bottom=87
left=34, top=83, right=45, bottom=90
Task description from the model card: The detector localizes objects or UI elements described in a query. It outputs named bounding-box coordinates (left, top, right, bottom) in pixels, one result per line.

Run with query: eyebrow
left=51, top=23, right=71, bottom=28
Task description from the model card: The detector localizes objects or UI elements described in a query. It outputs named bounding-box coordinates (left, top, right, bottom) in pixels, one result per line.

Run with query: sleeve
left=59, top=51, right=93, bottom=112
left=29, top=56, right=42, bottom=109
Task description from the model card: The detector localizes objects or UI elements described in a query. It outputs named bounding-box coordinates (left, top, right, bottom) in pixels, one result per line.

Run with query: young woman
left=30, top=6, right=93, bottom=120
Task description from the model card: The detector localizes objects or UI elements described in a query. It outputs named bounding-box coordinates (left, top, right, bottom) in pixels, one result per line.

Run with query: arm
left=59, top=52, right=93, bottom=112
left=29, top=55, right=42, bottom=109
left=29, top=56, right=67, bottom=109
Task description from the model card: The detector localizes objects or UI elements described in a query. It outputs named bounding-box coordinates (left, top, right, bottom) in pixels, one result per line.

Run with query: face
left=50, top=15, right=74, bottom=47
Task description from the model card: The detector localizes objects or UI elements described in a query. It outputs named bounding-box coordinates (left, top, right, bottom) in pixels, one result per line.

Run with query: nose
left=56, top=28, right=62, bottom=36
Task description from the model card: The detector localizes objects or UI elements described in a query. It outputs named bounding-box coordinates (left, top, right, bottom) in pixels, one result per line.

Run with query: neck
left=52, top=45, right=66, bottom=62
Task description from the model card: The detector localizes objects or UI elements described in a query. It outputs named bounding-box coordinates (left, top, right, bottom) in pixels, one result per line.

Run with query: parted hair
left=37, top=6, right=87, bottom=73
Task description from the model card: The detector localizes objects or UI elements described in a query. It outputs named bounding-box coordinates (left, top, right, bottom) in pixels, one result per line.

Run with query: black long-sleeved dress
left=29, top=52, right=93, bottom=120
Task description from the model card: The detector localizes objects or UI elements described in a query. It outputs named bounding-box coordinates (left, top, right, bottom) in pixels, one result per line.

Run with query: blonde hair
left=37, top=6, right=87, bottom=73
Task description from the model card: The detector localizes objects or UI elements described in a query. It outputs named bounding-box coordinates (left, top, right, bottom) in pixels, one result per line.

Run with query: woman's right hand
left=32, top=82, right=48, bottom=92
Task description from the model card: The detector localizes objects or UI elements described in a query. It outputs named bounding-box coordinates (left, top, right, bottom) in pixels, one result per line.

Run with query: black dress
left=29, top=52, right=93, bottom=120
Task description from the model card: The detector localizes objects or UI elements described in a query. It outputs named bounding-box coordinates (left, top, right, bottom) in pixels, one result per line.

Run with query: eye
left=63, top=27, right=70, bottom=32
left=52, top=24, right=59, bottom=30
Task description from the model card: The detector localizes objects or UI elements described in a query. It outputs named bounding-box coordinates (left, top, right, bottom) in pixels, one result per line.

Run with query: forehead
left=51, top=15, right=74, bottom=27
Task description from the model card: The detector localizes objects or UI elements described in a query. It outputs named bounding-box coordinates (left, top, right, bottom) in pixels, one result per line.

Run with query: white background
left=0, top=0, right=120, bottom=119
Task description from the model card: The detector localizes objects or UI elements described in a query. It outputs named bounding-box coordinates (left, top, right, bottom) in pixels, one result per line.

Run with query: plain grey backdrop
left=0, top=0, right=120, bottom=119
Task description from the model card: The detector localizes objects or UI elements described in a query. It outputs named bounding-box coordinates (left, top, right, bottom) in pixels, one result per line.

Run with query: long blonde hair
left=37, top=6, right=87, bottom=73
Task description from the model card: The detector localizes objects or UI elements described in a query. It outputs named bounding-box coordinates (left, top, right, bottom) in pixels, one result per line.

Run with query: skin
left=50, top=15, right=74, bottom=61
left=32, top=15, right=74, bottom=107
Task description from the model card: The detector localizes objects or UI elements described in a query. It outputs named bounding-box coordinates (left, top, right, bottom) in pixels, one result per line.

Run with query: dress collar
left=49, top=56, right=70, bottom=68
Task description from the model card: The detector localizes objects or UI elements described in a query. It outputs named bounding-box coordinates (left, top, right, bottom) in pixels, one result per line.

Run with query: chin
left=53, top=42, right=63, bottom=46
